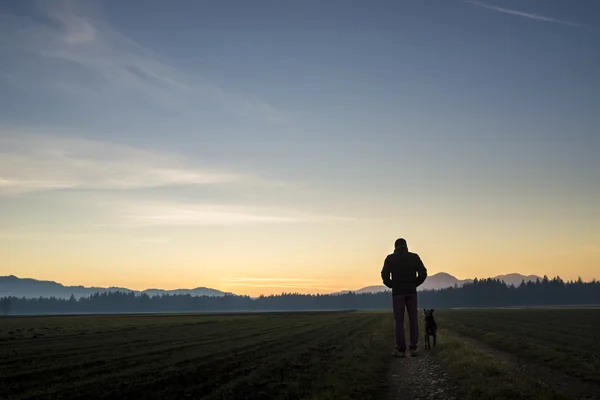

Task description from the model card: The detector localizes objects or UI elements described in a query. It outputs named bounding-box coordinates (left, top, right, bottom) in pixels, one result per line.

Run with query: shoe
left=391, top=349, right=406, bottom=358
left=410, top=348, right=418, bottom=357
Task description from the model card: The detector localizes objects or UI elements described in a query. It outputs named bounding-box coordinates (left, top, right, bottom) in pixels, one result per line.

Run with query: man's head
left=394, top=238, right=407, bottom=249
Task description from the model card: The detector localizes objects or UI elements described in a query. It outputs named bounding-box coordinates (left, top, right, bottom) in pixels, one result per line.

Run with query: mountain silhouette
left=2, top=273, right=543, bottom=299
left=0, top=275, right=231, bottom=299
left=334, top=272, right=542, bottom=294
left=493, top=273, right=542, bottom=287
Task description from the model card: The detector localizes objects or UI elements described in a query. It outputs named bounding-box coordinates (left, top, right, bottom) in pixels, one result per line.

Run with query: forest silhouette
left=2, top=276, right=598, bottom=315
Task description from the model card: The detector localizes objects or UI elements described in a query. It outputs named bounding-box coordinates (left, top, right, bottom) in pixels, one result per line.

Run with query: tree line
left=1, top=276, right=599, bottom=315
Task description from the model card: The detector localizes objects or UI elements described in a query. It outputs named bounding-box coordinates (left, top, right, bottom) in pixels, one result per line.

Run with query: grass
left=431, top=328, right=569, bottom=400
left=434, top=309, right=600, bottom=384
left=0, top=311, right=393, bottom=400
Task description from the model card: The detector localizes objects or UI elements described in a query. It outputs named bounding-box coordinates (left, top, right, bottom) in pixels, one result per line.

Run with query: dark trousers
left=392, top=294, right=419, bottom=351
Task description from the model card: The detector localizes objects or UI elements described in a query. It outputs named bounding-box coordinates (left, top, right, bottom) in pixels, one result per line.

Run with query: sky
left=0, top=0, right=598, bottom=296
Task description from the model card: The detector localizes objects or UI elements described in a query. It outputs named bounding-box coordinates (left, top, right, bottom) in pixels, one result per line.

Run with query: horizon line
left=1, top=272, right=595, bottom=296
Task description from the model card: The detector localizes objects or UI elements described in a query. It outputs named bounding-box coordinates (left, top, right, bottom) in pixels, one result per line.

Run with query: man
left=381, top=238, right=428, bottom=357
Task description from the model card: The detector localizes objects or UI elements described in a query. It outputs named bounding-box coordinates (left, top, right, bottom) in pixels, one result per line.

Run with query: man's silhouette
left=381, top=238, right=428, bottom=357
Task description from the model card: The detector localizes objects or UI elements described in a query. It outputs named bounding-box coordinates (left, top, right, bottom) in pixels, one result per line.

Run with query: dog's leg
left=433, top=333, right=437, bottom=347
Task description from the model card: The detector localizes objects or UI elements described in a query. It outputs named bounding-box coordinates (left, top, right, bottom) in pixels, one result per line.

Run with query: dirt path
left=387, top=351, right=460, bottom=400
left=451, top=332, right=600, bottom=400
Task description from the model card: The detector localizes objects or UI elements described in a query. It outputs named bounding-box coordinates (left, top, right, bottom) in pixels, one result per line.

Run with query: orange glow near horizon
left=3, top=225, right=598, bottom=296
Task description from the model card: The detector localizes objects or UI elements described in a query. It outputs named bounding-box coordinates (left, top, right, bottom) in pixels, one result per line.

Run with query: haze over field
left=1, top=0, right=598, bottom=296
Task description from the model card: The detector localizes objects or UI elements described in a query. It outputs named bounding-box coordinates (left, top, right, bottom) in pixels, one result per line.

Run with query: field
left=2, top=308, right=600, bottom=400
left=432, top=308, right=600, bottom=400
left=0, top=311, right=392, bottom=400
left=436, top=308, right=600, bottom=383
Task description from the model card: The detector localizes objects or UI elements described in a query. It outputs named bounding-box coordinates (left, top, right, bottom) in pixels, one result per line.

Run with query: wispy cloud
left=0, top=1, right=287, bottom=123
left=223, top=277, right=337, bottom=291
left=118, top=203, right=307, bottom=226
left=226, top=283, right=338, bottom=291
left=464, top=0, right=581, bottom=28
left=225, top=278, right=329, bottom=282
left=109, top=201, right=355, bottom=227
left=0, top=132, right=240, bottom=195
left=0, top=132, right=359, bottom=226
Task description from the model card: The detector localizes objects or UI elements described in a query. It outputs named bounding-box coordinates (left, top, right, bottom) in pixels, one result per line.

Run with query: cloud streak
left=111, top=201, right=355, bottom=227
left=0, top=132, right=240, bottom=195
left=0, top=132, right=359, bottom=226
left=0, top=1, right=287, bottom=123
left=222, top=277, right=337, bottom=291
left=226, top=283, right=339, bottom=291
left=464, top=0, right=581, bottom=27
left=118, top=204, right=308, bottom=226
left=225, top=278, right=329, bottom=282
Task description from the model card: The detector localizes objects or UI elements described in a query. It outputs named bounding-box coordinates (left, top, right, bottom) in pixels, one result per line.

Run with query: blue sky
left=0, top=0, right=598, bottom=293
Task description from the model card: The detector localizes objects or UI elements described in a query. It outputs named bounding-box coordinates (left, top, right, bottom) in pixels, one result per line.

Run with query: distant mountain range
left=1, top=273, right=544, bottom=299
left=0, top=275, right=231, bottom=299
left=334, top=272, right=543, bottom=294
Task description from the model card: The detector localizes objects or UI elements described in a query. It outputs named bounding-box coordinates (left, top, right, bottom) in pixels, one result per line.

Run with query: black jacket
left=381, top=246, right=428, bottom=295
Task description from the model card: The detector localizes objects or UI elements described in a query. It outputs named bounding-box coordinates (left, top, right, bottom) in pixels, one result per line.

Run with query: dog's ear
left=430, top=309, right=435, bottom=313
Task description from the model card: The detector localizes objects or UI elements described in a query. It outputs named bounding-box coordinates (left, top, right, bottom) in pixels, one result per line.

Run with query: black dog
left=423, top=309, right=437, bottom=350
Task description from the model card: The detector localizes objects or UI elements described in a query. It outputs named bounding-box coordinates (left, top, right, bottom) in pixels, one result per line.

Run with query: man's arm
left=381, top=256, right=393, bottom=288
left=415, top=255, right=428, bottom=287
